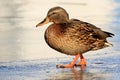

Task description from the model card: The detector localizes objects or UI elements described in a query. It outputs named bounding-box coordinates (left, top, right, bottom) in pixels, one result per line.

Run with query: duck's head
left=36, top=6, right=69, bottom=27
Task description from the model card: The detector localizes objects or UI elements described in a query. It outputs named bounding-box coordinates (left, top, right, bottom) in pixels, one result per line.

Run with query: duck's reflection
left=51, top=66, right=106, bottom=80
left=71, top=68, right=85, bottom=80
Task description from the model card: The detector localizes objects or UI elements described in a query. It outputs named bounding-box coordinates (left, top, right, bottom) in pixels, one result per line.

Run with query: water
left=0, top=0, right=120, bottom=80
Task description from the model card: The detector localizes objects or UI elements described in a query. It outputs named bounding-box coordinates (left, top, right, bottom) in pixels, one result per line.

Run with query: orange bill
left=36, top=17, right=50, bottom=27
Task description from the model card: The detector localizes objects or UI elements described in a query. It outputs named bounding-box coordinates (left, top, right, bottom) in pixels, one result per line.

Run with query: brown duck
left=36, top=6, right=114, bottom=68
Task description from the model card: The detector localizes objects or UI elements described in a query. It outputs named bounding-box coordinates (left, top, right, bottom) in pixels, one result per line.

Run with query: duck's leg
left=75, top=54, right=86, bottom=66
left=56, top=54, right=80, bottom=68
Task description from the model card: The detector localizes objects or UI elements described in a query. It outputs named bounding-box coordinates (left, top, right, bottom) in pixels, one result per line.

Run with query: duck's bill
left=36, top=17, right=50, bottom=27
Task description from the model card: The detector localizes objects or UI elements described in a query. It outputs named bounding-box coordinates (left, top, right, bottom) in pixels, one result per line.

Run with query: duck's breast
left=44, top=23, right=92, bottom=55
left=45, top=24, right=64, bottom=52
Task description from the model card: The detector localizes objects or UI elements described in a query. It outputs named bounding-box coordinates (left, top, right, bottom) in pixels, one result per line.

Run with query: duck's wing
left=70, top=19, right=114, bottom=40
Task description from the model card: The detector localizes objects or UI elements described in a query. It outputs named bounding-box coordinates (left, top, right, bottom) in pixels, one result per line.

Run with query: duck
left=36, top=6, right=114, bottom=68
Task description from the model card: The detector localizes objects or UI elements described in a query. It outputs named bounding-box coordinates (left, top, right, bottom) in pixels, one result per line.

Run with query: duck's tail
left=103, top=31, right=114, bottom=47
left=103, top=31, right=115, bottom=37
left=105, top=42, right=113, bottom=47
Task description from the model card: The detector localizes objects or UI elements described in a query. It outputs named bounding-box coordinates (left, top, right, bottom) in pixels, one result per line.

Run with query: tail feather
left=103, top=31, right=115, bottom=37
left=105, top=42, right=113, bottom=47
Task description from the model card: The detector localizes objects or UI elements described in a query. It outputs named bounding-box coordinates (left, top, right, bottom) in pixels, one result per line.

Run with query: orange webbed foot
left=56, top=54, right=86, bottom=68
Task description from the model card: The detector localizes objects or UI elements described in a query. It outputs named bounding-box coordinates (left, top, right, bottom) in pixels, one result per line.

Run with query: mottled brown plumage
left=44, top=19, right=114, bottom=55
left=36, top=6, right=114, bottom=68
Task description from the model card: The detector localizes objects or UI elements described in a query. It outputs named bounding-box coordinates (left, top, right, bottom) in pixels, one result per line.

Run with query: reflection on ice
left=0, top=56, right=119, bottom=80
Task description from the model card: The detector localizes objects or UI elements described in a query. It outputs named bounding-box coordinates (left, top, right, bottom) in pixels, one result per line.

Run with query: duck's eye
left=48, top=12, right=56, bottom=17
left=52, top=12, right=56, bottom=15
